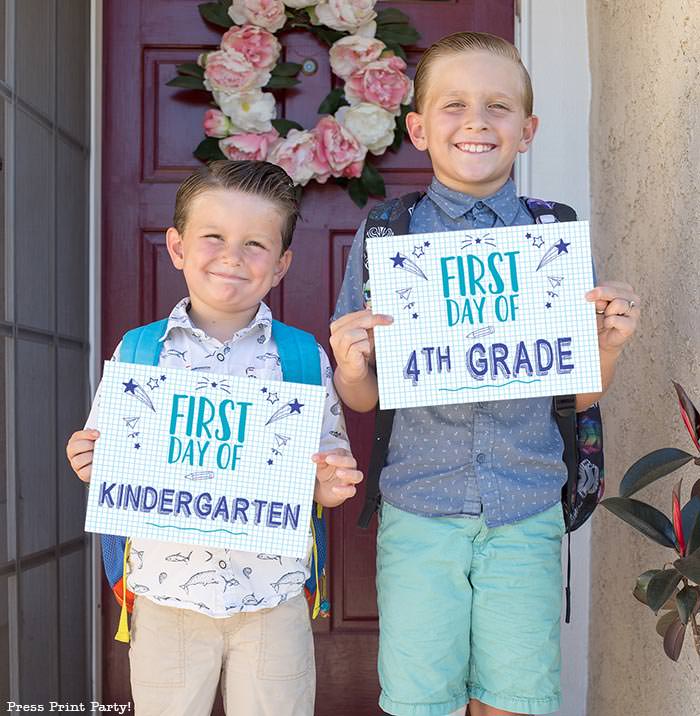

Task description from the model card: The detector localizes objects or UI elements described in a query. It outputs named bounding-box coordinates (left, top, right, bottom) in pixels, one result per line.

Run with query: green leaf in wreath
left=272, top=62, right=303, bottom=77
left=264, top=76, right=302, bottom=90
left=318, top=88, right=348, bottom=115
left=194, top=137, right=227, bottom=162
left=387, top=44, right=408, bottom=62
left=271, top=118, right=304, bottom=138
left=646, top=568, right=683, bottom=612
left=675, top=585, right=700, bottom=624
left=376, top=8, right=411, bottom=25
left=618, top=447, right=695, bottom=498
left=390, top=104, right=410, bottom=152
left=633, top=569, right=662, bottom=606
left=348, top=177, right=369, bottom=207
left=376, top=24, right=421, bottom=47
left=674, top=547, right=700, bottom=582
left=198, top=1, right=234, bottom=28
left=663, top=616, right=686, bottom=661
left=175, top=62, right=205, bottom=79
left=311, top=25, right=347, bottom=47
left=361, top=161, right=385, bottom=198
left=167, top=75, right=207, bottom=91
left=600, top=497, right=676, bottom=549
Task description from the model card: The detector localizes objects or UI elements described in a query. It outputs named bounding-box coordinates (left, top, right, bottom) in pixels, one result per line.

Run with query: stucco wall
left=587, top=2, right=700, bottom=713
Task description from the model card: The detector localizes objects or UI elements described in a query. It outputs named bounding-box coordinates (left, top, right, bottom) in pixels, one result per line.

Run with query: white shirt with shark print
left=86, top=298, right=349, bottom=617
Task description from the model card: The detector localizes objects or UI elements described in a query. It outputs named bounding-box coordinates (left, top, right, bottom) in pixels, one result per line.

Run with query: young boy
left=66, top=160, right=362, bottom=716
left=330, top=33, right=640, bottom=716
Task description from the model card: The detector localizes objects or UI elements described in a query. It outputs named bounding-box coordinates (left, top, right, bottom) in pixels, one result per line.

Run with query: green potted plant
left=601, top=382, right=700, bottom=661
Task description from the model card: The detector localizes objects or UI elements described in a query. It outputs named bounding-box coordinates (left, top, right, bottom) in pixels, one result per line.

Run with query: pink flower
left=228, top=0, right=287, bottom=33
left=314, top=116, right=367, bottom=179
left=329, top=35, right=385, bottom=80
left=345, top=55, right=413, bottom=115
left=219, top=129, right=280, bottom=161
left=314, top=0, right=377, bottom=35
left=267, top=130, right=328, bottom=186
left=220, top=25, right=281, bottom=72
left=203, top=109, right=232, bottom=138
left=204, top=49, right=270, bottom=93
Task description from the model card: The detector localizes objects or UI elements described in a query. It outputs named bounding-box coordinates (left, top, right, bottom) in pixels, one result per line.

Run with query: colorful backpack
left=356, top=193, right=605, bottom=621
left=101, top=318, right=329, bottom=642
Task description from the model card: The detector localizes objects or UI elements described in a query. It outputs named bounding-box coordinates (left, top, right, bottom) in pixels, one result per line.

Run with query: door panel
left=102, top=2, right=514, bottom=712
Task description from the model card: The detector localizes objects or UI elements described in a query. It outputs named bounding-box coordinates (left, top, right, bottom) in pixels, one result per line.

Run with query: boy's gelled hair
left=173, top=159, right=299, bottom=252
left=414, top=31, right=534, bottom=116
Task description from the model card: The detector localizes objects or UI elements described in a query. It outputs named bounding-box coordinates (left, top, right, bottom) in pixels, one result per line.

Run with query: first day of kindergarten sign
left=85, top=362, right=325, bottom=559
left=367, top=220, right=602, bottom=410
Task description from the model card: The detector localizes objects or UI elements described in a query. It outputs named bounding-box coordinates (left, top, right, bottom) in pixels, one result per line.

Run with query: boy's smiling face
left=406, top=50, right=538, bottom=198
left=166, top=188, right=291, bottom=338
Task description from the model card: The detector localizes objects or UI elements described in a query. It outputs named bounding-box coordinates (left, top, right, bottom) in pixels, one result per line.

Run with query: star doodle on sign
left=424, top=241, right=430, bottom=247
left=526, top=232, right=532, bottom=239
left=532, top=236, right=545, bottom=248
left=289, top=399, right=304, bottom=414
left=211, top=382, right=217, bottom=388
left=545, top=302, right=552, bottom=309
left=267, top=459, right=274, bottom=466
left=146, top=377, right=160, bottom=391
left=261, top=387, right=268, bottom=393
left=391, top=252, right=406, bottom=268
left=555, top=239, right=570, bottom=254
left=134, top=443, right=141, bottom=450
left=123, top=379, right=138, bottom=394
left=266, top=391, right=279, bottom=405
left=412, top=245, right=425, bottom=259
left=160, top=375, right=166, bottom=381
left=412, top=313, right=419, bottom=319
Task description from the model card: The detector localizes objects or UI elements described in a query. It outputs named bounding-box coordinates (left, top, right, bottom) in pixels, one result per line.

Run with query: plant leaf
left=361, top=161, right=385, bottom=197
left=600, top=497, right=677, bottom=549
left=193, top=137, right=227, bottom=162
left=674, top=548, right=700, bottom=582
left=348, top=177, right=368, bottom=207
left=270, top=118, right=303, bottom=138
left=318, top=88, right=348, bottom=115
left=673, top=479, right=687, bottom=555
left=198, top=1, right=234, bottom=28
left=646, top=568, right=683, bottom=612
left=687, top=503, right=700, bottom=556
left=272, top=62, right=303, bottom=77
left=692, top=479, right=700, bottom=500
left=663, top=616, right=686, bottom=661
left=175, top=62, right=205, bottom=78
left=310, top=25, right=346, bottom=47
left=376, top=8, right=411, bottom=25
left=656, top=610, right=679, bottom=637
left=264, top=76, right=301, bottom=90
left=619, top=448, right=694, bottom=497
left=675, top=586, right=699, bottom=625
left=376, top=24, right=421, bottom=47
left=166, top=76, right=207, bottom=90
left=673, top=381, right=700, bottom=452
left=682, top=496, right=700, bottom=553
left=389, top=104, right=410, bottom=152
left=633, top=569, right=662, bottom=606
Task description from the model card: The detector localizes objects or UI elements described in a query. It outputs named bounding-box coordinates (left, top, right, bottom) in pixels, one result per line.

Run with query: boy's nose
left=463, top=107, right=488, bottom=131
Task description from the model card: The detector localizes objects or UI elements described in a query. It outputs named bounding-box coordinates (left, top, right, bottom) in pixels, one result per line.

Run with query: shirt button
left=476, top=453, right=487, bottom=464
left=474, top=201, right=484, bottom=210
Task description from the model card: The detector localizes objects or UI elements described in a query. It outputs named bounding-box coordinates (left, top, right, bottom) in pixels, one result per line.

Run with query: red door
left=101, top=2, right=514, bottom=712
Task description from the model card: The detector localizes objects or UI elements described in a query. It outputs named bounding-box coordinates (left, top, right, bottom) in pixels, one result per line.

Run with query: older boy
left=330, top=33, right=640, bottom=716
left=67, top=160, right=362, bottom=716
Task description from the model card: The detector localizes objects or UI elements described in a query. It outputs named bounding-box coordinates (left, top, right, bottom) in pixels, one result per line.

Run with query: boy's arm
left=577, top=282, right=640, bottom=411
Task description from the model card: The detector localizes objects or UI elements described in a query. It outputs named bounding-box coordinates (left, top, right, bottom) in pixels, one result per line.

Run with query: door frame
left=88, top=3, right=592, bottom=712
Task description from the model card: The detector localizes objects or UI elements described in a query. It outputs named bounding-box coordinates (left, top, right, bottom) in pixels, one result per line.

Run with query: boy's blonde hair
left=413, top=32, right=533, bottom=116
left=173, top=160, right=299, bottom=252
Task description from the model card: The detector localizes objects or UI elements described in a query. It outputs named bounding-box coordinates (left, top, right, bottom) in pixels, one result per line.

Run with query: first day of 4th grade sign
left=367, top=220, right=602, bottom=410
left=84, top=361, right=325, bottom=559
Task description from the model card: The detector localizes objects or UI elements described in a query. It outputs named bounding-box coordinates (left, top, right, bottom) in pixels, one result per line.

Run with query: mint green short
left=376, top=501, right=565, bottom=716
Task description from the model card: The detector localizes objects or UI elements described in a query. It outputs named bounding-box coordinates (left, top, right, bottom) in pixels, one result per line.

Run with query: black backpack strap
left=358, top=192, right=424, bottom=529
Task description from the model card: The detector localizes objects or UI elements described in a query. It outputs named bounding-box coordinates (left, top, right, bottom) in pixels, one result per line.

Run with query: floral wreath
left=168, top=0, right=419, bottom=206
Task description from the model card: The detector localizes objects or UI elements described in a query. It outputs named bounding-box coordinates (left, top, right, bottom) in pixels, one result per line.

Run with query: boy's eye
left=246, top=240, right=267, bottom=249
left=489, top=103, right=510, bottom=111
left=445, top=101, right=464, bottom=109
left=204, top=234, right=224, bottom=241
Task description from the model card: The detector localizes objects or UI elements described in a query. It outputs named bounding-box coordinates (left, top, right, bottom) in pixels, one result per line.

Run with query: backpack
left=100, top=318, right=329, bottom=642
left=356, top=193, right=605, bottom=622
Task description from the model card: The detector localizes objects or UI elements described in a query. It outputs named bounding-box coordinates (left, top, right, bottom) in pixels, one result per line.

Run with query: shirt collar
left=426, top=177, right=521, bottom=225
left=160, top=298, right=273, bottom=345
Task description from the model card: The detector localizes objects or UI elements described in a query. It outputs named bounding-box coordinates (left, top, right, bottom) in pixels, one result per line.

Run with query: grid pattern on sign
left=367, top=220, right=601, bottom=410
left=84, top=362, right=325, bottom=560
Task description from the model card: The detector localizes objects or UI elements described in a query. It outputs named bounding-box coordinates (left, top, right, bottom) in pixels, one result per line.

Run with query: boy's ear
left=271, top=248, right=293, bottom=287
left=405, top=111, right=428, bottom=152
left=166, top=227, right=185, bottom=270
left=518, top=114, right=539, bottom=154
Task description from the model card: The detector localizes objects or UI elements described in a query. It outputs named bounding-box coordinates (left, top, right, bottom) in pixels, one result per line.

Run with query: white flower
left=228, top=0, right=287, bottom=33
left=314, top=0, right=377, bottom=35
left=336, top=103, right=395, bottom=155
left=214, top=89, right=277, bottom=133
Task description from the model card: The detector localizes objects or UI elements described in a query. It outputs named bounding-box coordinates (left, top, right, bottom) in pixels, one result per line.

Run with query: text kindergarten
left=366, top=220, right=601, bottom=410
left=85, top=362, right=325, bottom=559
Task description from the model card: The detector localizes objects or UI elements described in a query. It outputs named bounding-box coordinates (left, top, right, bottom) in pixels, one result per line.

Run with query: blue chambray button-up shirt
left=333, top=178, right=567, bottom=527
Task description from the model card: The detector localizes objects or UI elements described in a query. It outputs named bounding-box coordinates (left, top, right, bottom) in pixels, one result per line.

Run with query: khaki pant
left=129, top=594, right=315, bottom=716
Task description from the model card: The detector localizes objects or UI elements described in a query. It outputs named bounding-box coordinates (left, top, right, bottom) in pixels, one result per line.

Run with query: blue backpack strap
left=271, top=320, right=329, bottom=617
left=101, top=318, right=168, bottom=640
left=119, top=318, right=169, bottom=366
